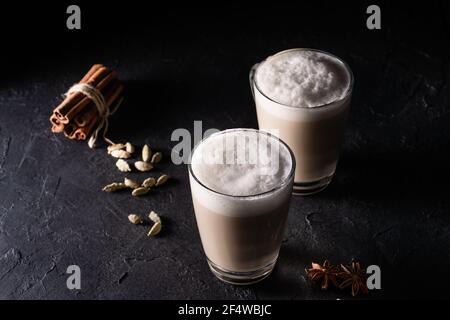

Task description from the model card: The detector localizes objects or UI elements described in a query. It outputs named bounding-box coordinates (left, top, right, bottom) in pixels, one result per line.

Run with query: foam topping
left=255, top=50, right=350, bottom=108
left=190, top=130, right=293, bottom=196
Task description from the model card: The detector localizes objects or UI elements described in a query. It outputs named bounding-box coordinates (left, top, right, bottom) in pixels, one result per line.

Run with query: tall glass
left=250, top=48, right=354, bottom=195
left=188, top=129, right=295, bottom=284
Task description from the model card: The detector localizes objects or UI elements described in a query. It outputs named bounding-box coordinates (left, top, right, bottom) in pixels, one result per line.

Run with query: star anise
left=337, top=261, right=369, bottom=297
left=305, top=260, right=339, bottom=290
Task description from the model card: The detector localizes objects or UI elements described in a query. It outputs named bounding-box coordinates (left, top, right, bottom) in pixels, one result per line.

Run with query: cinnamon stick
left=71, top=81, right=123, bottom=140
left=74, top=106, right=98, bottom=128
left=53, top=65, right=102, bottom=120
left=80, top=64, right=103, bottom=83
left=50, top=64, right=123, bottom=142
left=50, top=114, right=64, bottom=133
left=54, top=66, right=111, bottom=123
left=61, top=69, right=117, bottom=124
left=72, top=114, right=98, bottom=140
left=63, top=123, right=77, bottom=139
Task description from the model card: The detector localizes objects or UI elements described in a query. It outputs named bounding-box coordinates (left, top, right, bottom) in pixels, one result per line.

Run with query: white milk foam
left=191, top=130, right=292, bottom=196
left=189, top=129, right=294, bottom=217
left=255, top=50, right=350, bottom=108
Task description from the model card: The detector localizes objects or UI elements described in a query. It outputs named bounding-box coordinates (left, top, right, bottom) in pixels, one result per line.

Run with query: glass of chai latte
left=188, top=129, right=295, bottom=284
left=250, top=48, right=354, bottom=195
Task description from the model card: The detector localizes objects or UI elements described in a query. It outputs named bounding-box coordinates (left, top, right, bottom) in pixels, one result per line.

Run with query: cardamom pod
left=128, top=214, right=143, bottom=225
left=149, top=211, right=161, bottom=224
left=156, top=174, right=169, bottom=186
left=147, top=222, right=162, bottom=236
left=125, top=142, right=135, bottom=154
left=124, top=177, right=140, bottom=189
left=142, top=177, right=156, bottom=188
left=135, top=161, right=153, bottom=172
left=142, top=144, right=152, bottom=162
left=131, top=186, right=150, bottom=196
left=107, top=143, right=126, bottom=154
left=148, top=211, right=162, bottom=236
left=111, top=149, right=131, bottom=159
left=116, top=159, right=131, bottom=172
left=102, top=182, right=127, bottom=192
left=151, top=152, right=162, bottom=164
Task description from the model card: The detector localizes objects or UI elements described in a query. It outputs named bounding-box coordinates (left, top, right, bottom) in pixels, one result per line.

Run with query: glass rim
left=188, top=128, right=296, bottom=199
left=252, top=48, right=354, bottom=110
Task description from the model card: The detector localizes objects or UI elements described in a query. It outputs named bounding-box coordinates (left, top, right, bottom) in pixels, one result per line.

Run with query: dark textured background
left=0, top=1, right=449, bottom=299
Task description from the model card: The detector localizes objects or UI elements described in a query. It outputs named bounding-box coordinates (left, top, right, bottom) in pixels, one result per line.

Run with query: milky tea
left=251, top=49, right=353, bottom=194
left=188, top=129, right=295, bottom=284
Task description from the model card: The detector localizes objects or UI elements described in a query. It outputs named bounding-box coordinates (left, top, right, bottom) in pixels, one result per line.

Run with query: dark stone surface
left=0, top=2, right=449, bottom=299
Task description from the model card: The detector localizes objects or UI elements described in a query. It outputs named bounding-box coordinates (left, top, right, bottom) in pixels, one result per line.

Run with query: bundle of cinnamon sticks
left=49, top=64, right=123, bottom=141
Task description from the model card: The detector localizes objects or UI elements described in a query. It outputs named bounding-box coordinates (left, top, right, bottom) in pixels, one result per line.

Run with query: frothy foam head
left=190, top=129, right=293, bottom=197
left=255, top=49, right=351, bottom=108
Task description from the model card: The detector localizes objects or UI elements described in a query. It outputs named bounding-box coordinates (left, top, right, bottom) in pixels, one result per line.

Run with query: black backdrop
left=0, top=1, right=449, bottom=300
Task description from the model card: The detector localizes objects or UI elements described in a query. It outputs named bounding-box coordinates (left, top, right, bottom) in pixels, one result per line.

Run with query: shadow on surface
left=324, top=149, right=450, bottom=202
left=320, top=148, right=450, bottom=298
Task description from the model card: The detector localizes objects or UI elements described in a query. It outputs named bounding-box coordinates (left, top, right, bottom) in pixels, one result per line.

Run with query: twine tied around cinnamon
left=66, top=83, right=123, bottom=148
